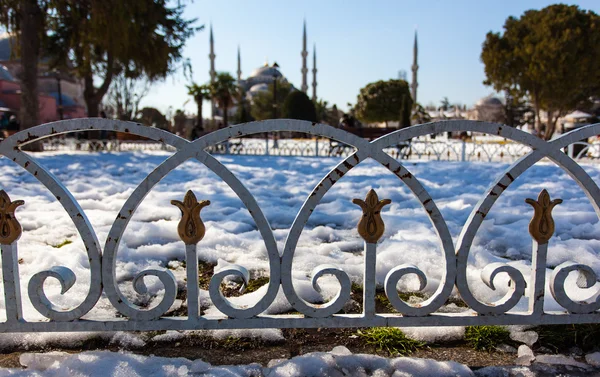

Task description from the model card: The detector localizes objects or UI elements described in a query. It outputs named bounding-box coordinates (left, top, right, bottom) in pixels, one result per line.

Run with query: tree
left=45, top=1, right=198, bottom=117
left=481, top=4, right=600, bottom=139
left=354, top=79, right=413, bottom=127
left=314, top=100, right=340, bottom=126
left=138, top=107, right=168, bottom=130
left=330, top=104, right=340, bottom=126
left=250, top=79, right=292, bottom=121
left=399, top=92, right=412, bottom=127
left=282, top=91, right=317, bottom=122
left=315, top=99, right=328, bottom=123
left=209, top=72, right=238, bottom=127
left=0, top=0, right=46, bottom=145
left=412, top=103, right=432, bottom=125
left=232, top=89, right=253, bottom=124
left=105, top=72, right=150, bottom=121
left=502, top=92, right=533, bottom=128
left=186, top=83, right=210, bottom=130
left=440, top=97, right=450, bottom=111
left=172, top=109, right=188, bottom=136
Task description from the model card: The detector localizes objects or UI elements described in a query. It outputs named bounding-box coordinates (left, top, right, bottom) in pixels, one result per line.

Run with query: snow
left=399, top=326, right=465, bottom=344
left=517, top=345, right=534, bottom=360
left=508, top=327, right=538, bottom=348
left=9, top=347, right=600, bottom=377
left=266, top=352, right=474, bottom=377
left=0, top=151, right=600, bottom=352
left=516, top=345, right=535, bottom=366
left=585, top=352, right=600, bottom=367
left=534, top=354, right=591, bottom=369
left=0, top=350, right=481, bottom=377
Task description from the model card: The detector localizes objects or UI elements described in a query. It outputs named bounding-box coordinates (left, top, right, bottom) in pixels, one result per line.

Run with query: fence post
left=171, top=191, right=210, bottom=319
left=0, top=191, right=24, bottom=322
left=567, top=144, right=574, bottom=159
left=266, top=134, right=270, bottom=156
left=315, top=138, right=319, bottom=157
left=461, top=141, right=466, bottom=162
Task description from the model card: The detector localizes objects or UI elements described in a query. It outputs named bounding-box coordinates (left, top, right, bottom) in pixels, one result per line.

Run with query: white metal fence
left=0, top=118, right=599, bottom=332
left=40, top=131, right=600, bottom=163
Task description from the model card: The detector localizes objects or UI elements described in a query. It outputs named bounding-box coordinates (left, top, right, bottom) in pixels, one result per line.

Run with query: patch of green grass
left=198, top=261, right=216, bottom=289
left=536, top=324, right=600, bottom=352
left=465, top=326, right=511, bottom=351
left=351, top=282, right=363, bottom=294
left=223, top=336, right=245, bottom=348
left=358, top=327, right=424, bottom=355
left=51, top=239, right=72, bottom=248
left=397, top=291, right=427, bottom=302
left=446, top=296, right=469, bottom=308
left=245, top=276, right=269, bottom=293
left=375, top=292, right=396, bottom=312
left=221, top=336, right=271, bottom=350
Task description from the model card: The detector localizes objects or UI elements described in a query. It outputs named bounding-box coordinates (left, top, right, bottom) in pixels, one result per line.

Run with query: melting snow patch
left=535, top=354, right=590, bottom=369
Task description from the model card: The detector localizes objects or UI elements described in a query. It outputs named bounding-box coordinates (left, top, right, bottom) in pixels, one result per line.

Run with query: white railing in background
left=41, top=129, right=600, bottom=162
left=0, top=118, right=599, bottom=332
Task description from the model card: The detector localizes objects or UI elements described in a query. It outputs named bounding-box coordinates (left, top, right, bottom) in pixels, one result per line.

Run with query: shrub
left=282, top=91, right=317, bottom=122
left=536, top=324, right=600, bottom=352
left=358, top=327, right=423, bottom=355
left=465, top=326, right=511, bottom=351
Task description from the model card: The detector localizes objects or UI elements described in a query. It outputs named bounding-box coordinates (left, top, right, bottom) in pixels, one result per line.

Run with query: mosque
left=207, top=21, right=420, bottom=125
left=207, top=21, right=317, bottom=122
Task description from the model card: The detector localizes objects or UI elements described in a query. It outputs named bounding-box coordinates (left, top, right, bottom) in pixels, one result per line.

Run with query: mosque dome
left=476, top=96, right=503, bottom=107
left=242, top=62, right=291, bottom=97
left=249, top=83, right=269, bottom=93
left=249, top=62, right=283, bottom=79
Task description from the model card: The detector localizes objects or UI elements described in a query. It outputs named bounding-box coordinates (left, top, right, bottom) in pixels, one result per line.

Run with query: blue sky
left=142, top=0, right=600, bottom=118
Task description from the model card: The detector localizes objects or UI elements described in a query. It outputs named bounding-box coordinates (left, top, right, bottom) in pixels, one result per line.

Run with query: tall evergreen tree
left=0, top=0, right=46, bottom=143
left=481, top=4, right=600, bottom=139
left=46, top=0, right=198, bottom=117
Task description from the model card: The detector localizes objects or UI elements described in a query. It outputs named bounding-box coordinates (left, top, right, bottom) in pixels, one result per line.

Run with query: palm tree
left=440, top=97, right=450, bottom=111
left=209, top=73, right=238, bottom=128
left=186, top=83, right=210, bottom=131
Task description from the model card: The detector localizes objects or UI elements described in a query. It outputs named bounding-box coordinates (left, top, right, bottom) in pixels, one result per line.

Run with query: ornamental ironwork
left=0, top=118, right=598, bottom=332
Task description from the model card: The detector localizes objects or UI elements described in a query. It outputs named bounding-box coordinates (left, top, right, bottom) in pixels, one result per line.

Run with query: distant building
left=471, top=96, right=505, bottom=123
left=241, top=62, right=295, bottom=102
left=427, top=107, right=469, bottom=121
left=425, top=96, right=505, bottom=124
left=0, top=34, right=86, bottom=126
left=208, top=22, right=422, bottom=129
left=208, top=21, right=314, bottom=125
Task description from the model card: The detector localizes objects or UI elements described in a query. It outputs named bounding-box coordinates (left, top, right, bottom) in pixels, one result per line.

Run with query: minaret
left=311, top=44, right=317, bottom=101
left=411, top=30, right=418, bottom=104
left=301, top=20, right=308, bottom=93
left=237, top=45, right=242, bottom=82
left=209, top=25, right=216, bottom=120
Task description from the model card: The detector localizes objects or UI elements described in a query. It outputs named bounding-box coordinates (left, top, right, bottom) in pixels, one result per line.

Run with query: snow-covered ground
left=3, top=152, right=600, bottom=320
left=1, top=151, right=600, bottom=375
left=5, top=347, right=600, bottom=376
left=0, top=349, right=477, bottom=377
